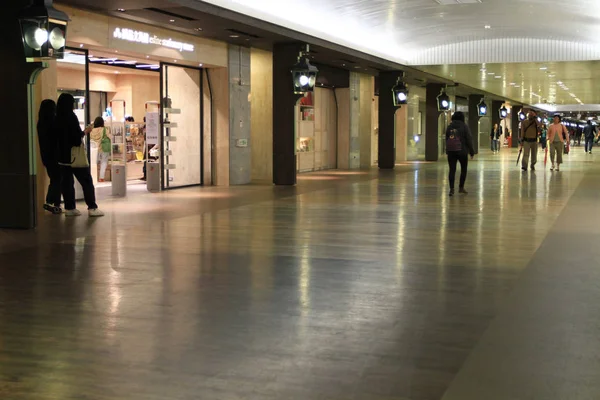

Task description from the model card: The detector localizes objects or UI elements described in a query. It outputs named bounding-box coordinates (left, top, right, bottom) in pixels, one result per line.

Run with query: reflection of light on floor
left=297, top=175, right=340, bottom=181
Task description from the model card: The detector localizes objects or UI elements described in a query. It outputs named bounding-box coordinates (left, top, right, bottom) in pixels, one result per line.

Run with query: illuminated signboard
left=113, top=28, right=195, bottom=52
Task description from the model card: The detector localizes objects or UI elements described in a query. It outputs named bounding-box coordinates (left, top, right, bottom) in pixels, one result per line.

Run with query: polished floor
left=0, top=147, right=598, bottom=399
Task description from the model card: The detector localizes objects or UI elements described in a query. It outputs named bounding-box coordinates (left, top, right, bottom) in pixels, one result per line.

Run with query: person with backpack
left=90, top=117, right=112, bottom=182
left=446, top=111, right=475, bottom=197
left=520, top=110, right=540, bottom=171
left=583, top=120, right=597, bottom=154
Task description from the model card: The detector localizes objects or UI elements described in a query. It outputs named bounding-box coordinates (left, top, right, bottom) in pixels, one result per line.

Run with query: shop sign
left=113, top=27, right=195, bottom=53
left=146, top=112, right=160, bottom=145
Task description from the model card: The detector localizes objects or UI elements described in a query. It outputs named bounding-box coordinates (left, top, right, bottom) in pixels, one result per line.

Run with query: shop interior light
left=437, top=88, right=450, bottom=112
left=291, top=44, right=318, bottom=95
left=392, top=73, right=408, bottom=107
left=19, top=0, right=69, bottom=61
left=499, top=105, right=508, bottom=119
left=477, top=98, right=487, bottom=116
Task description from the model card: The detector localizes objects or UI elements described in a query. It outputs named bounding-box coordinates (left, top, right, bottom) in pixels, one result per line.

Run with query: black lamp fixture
left=518, top=110, right=527, bottom=121
left=291, top=44, right=318, bottom=95
left=437, top=88, right=450, bottom=111
left=19, top=0, right=69, bottom=62
left=392, top=72, right=408, bottom=107
left=477, top=98, right=487, bottom=116
left=499, top=105, right=508, bottom=119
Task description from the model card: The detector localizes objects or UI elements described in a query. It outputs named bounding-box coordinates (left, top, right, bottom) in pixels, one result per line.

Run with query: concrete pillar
left=348, top=72, right=361, bottom=169
left=511, top=105, right=522, bottom=148
left=425, top=83, right=444, bottom=162
left=272, top=44, right=301, bottom=185
left=228, top=45, right=251, bottom=185
left=378, top=71, right=397, bottom=169
left=468, top=94, right=481, bottom=154
left=0, top=0, right=47, bottom=228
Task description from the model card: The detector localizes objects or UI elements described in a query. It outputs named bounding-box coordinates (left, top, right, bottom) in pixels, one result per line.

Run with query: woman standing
left=56, top=93, right=104, bottom=217
left=547, top=114, right=569, bottom=172
left=37, top=99, right=62, bottom=214
left=446, top=112, right=475, bottom=197
left=89, top=117, right=112, bottom=182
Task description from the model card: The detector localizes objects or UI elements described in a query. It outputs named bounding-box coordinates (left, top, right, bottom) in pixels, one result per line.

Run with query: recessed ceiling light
left=480, top=68, right=486, bottom=72
left=515, top=85, right=521, bottom=88
left=557, top=81, right=563, bottom=84
left=229, top=35, right=239, bottom=38
left=510, top=82, right=516, bottom=85
left=539, top=67, right=547, bottom=70
left=115, top=71, right=119, bottom=74
left=199, top=63, right=203, bottom=67
left=117, top=8, right=125, bottom=12
left=487, top=72, right=495, bottom=75
left=146, top=55, right=149, bottom=58
left=495, top=75, right=501, bottom=78
left=484, top=25, right=491, bottom=29
left=79, top=44, right=84, bottom=48
left=169, top=19, right=175, bottom=22
left=195, top=28, right=203, bottom=32
left=173, top=60, right=177, bottom=62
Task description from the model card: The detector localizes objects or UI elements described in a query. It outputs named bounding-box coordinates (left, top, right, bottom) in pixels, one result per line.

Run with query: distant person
left=540, top=124, right=548, bottom=150
left=90, top=117, right=112, bottom=182
left=548, top=114, right=569, bottom=171
left=520, top=110, right=540, bottom=171
left=491, top=123, right=502, bottom=153
left=56, top=93, right=104, bottom=217
left=583, top=120, right=597, bottom=154
left=446, top=111, right=475, bottom=197
left=37, top=99, right=62, bottom=215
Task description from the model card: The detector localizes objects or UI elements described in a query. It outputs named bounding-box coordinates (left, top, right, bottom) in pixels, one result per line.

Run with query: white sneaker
left=65, top=209, right=82, bottom=217
left=88, top=209, right=105, bottom=217
left=550, top=164, right=555, bottom=171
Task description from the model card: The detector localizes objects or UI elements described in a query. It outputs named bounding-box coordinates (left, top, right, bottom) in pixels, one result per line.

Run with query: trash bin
left=146, top=161, right=160, bottom=193
left=111, top=164, right=127, bottom=197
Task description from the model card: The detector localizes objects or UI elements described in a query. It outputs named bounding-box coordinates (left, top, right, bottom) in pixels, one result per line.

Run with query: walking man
left=520, top=110, right=540, bottom=171
left=548, top=114, right=569, bottom=171
left=583, top=120, right=597, bottom=154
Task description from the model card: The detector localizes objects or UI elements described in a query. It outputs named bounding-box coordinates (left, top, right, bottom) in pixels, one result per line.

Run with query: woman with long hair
left=56, top=93, right=104, bottom=217
left=37, top=99, right=62, bottom=214
left=89, top=116, right=112, bottom=182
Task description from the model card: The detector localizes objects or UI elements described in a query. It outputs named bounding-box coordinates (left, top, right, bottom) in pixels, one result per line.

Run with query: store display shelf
left=164, top=136, right=178, bottom=142
left=164, top=108, right=182, bottom=114
left=164, top=122, right=179, bottom=128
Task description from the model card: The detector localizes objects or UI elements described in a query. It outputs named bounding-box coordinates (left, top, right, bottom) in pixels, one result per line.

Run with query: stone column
left=511, top=105, right=522, bottom=148
left=425, top=83, right=444, bottom=162
left=468, top=94, right=481, bottom=154
left=0, top=0, right=48, bottom=228
left=228, top=45, right=251, bottom=185
left=378, top=71, right=398, bottom=169
left=272, top=44, right=301, bottom=185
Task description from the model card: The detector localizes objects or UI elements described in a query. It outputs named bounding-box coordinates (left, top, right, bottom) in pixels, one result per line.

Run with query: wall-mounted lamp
left=518, top=111, right=527, bottom=121
left=392, top=72, right=408, bottom=107
left=477, top=98, right=487, bottom=116
left=19, top=0, right=69, bottom=62
left=437, top=88, right=450, bottom=111
left=499, top=105, right=508, bottom=119
left=291, top=44, right=318, bottom=95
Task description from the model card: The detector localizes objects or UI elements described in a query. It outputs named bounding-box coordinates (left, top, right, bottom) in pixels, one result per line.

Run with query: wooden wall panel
left=250, top=48, right=273, bottom=182
left=336, top=88, right=350, bottom=169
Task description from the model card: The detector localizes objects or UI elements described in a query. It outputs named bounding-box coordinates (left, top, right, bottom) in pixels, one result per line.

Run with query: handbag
left=101, top=127, right=111, bottom=153
left=70, top=139, right=90, bottom=168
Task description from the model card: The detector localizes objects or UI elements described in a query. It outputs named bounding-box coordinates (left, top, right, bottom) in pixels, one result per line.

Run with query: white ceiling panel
left=197, top=0, right=600, bottom=65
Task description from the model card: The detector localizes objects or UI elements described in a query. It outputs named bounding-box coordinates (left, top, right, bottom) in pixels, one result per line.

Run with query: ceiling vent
left=435, top=0, right=482, bottom=4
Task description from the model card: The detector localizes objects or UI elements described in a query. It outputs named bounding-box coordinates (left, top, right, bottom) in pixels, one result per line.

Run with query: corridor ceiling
left=198, top=0, right=600, bottom=65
